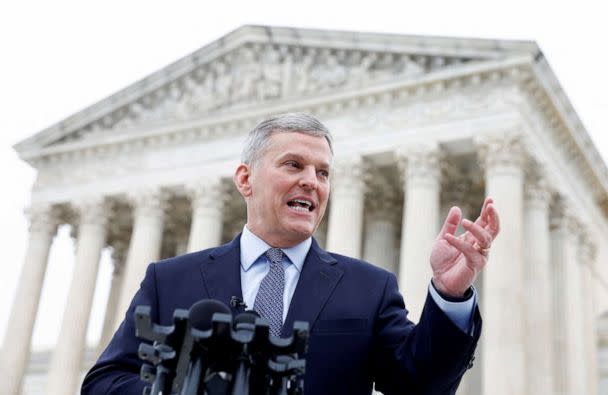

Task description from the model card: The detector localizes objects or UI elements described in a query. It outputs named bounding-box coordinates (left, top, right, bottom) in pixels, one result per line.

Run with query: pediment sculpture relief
left=57, top=44, right=474, bottom=143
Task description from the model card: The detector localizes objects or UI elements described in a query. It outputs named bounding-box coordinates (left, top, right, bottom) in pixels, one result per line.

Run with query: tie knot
left=265, top=248, right=284, bottom=265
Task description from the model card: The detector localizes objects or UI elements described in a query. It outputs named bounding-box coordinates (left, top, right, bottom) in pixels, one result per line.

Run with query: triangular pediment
left=15, top=25, right=538, bottom=153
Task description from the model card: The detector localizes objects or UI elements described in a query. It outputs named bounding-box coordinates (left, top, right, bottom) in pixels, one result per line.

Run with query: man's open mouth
left=287, top=199, right=315, bottom=212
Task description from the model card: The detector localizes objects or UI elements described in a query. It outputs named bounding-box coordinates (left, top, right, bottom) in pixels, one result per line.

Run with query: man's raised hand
left=430, top=197, right=500, bottom=297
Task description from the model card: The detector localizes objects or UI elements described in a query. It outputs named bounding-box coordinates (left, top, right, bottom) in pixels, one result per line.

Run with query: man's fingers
left=462, top=219, right=492, bottom=249
left=437, top=206, right=461, bottom=239
left=486, top=203, right=500, bottom=238
left=474, top=197, right=493, bottom=227
left=444, top=233, right=486, bottom=270
left=466, top=198, right=496, bottom=243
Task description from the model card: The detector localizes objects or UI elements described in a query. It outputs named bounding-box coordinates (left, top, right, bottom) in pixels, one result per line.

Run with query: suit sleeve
left=372, top=273, right=481, bottom=395
left=81, top=263, right=159, bottom=395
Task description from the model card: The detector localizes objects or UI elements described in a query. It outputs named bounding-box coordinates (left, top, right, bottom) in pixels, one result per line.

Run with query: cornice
left=524, top=55, right=608, bottom=215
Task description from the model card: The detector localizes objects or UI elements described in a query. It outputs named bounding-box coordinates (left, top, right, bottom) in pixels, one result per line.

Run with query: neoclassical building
left=2, top=25, right=607, bottom=395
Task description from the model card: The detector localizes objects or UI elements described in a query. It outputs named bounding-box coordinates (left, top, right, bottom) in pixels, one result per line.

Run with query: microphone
left=231, top=311, right=260, bottom=395
left=135, top=299, right=308, bottom=395
left=180, top=299, right=231, bottom=395
left=189, top=299, right=232, bottom=330
left=230, top=296, right=248, bottom=310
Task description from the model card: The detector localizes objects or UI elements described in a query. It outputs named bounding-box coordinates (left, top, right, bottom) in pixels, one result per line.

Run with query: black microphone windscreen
left=188, top=299, right=231, bottom=331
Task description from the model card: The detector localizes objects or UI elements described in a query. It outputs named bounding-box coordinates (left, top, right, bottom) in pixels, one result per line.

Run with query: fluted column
left=47, top=198, right=109, bottom=395
left=397, top=145, right=441, bottom=322
left=477, top=133, right=526, bottom=395
left=550, top=200, right=587, bottom=395
left=187, top=178, right=225, bottom=252
left=97, top=241, right=128, bottom=355
left=363, top=177, right=399, bottom=273
left=116, top=190, right=166, bottom=329
left=523, top=171, right=554, bottom=394
left=326, top=157, right=366, bottom=258
left=580, top=233, right=599, bottom=395
left=0, top=204, right=58, bottom=395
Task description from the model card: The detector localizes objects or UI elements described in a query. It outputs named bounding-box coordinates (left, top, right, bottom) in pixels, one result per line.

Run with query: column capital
left=475, top=131, right=526, bottom=172
left=440, top=159, right=485, bottom=216
left=524, top=165, right=553, bottom=209
left=549, top=198, right=581, bottom=234
left=74, top=197, right=111, bottom=228
left=127, top=188, right=168, bottom=218
left=579, top=230, right=597, bottom=267
left=24, top=203, right=60, bottom=235
left=331, top=156, right=367, bottom=193
left=186, top=178, right=227, bottom=211
left=365, top=175, right=400, bottom=223
left=110, top=238, right=129, bottom=275
left=396, top=143, right=442, bottom=183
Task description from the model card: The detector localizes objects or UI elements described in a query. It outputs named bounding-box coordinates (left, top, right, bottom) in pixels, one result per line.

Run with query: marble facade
left=3, top=25, right=608, bottom=394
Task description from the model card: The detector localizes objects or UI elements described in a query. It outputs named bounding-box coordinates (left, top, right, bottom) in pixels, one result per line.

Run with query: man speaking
left=83, top=113, right=500, bottom=394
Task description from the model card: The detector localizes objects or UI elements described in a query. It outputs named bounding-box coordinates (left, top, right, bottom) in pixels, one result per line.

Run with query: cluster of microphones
left=134, top=298, right=309, bottom=395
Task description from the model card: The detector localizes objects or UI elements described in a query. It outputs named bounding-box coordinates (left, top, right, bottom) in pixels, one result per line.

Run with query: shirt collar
left=240, top=225, right=311, bottom=273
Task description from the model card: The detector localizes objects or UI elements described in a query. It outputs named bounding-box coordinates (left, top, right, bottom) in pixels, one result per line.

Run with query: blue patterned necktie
left=254, top=248, right=285, bottom=337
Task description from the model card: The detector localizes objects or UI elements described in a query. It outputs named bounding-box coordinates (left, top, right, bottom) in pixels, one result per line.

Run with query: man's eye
left=285, top=161, right=299, bottom=168
left=318, top=170, right=329, bottom=178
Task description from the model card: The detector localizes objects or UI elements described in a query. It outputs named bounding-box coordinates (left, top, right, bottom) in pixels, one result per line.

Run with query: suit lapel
left=282, top=239, right=343, bottom=337
left=200, top=234, right=244, bottom=316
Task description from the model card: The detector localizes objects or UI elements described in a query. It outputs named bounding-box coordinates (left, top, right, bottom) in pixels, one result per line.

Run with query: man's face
left=234, top=132, right=331, bottom=247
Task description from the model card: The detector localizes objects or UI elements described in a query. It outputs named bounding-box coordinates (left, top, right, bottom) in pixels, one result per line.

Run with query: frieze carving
left=54, top=45, right=473, bottom=143
left=33, top=153, right=144, bottom=189
left=346, top=85, right=523, bottom=134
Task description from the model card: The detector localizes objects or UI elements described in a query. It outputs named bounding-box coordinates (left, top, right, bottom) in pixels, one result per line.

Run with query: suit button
left=467, top=355, right=476, bottom=369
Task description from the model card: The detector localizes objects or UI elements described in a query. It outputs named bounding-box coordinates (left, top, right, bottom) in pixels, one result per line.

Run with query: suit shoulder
left=152, top=242, right=229, bottom=273
left=326, top=251, right=394, bottom=279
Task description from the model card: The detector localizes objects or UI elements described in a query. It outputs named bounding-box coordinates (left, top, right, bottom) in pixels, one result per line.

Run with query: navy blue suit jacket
left=83, top=235, right=480, bottom=394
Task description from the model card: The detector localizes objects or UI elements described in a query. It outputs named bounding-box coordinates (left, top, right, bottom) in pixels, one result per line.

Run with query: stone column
left=313, top=218, right=328, bottom=249
left=96, top=240, right=128, bottom=356
left=115, top=190, right=166, bottom=329
left=476, top=133, right=526, bottom=395
left=47, top=198, right=109, bottom=395
left=0, top=204, right=58, bottom=395
left=187, top=178, right=225, bottom=252
left=363, top=177, right=399, bottom=273
left=550, top=200, right=587, bottom=395
left=326, top=157, right=366, bottom=258
left=597, top=314, right=608, bottom=394
left=580, top=233, right=599, bottom=395
left=523, top=171, right=554, bottom=394
left=397, top=145, right=441, bottom=322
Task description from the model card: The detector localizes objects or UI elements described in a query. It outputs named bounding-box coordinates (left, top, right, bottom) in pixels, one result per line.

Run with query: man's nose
left=299, top=166, right=318, bottom=190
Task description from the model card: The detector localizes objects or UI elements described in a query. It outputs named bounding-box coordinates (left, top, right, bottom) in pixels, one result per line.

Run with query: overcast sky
left=1, top=1, right=606, bottom=351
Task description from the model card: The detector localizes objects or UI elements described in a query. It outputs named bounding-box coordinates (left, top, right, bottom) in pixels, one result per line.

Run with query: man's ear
left=234, top=163, right=253, bottom=197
